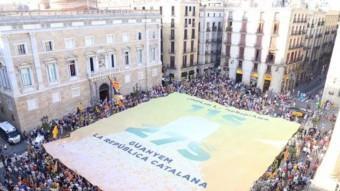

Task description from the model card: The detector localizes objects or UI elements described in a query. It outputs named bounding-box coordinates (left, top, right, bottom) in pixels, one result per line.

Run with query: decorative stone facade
left=0, top=10, right=162, bottom=131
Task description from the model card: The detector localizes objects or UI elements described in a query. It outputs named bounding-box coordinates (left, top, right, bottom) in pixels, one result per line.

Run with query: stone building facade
left=198, top=5, right=224, bottom=73
left=322, top=24, right=340, bottom=107
left=0, top=10, right=162, bottom=131
left=129, top=0, right=200, bottom=81
left=302, top=11, right=339, bottom=82
left=219, top=7, right=338, bottom=93
left=220, top=8, right=293, bottom=93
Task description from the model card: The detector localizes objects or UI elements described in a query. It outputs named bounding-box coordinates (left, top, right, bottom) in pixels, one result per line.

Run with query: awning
left=251, top=72, right=258, bottom=78
left=264, top=74, right=272, bottom=81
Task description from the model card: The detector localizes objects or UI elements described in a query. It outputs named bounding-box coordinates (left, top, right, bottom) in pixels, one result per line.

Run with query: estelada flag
left=111, top=80, right=121, bottom=91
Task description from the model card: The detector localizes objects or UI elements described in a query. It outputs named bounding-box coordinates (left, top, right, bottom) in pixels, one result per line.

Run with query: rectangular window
left=190, top=54, right=194, bottom=66
left=218, top=22, right=222, bottom=31
left=137, top=49, right=143, bottom=64
left=85, top=36, right=95, bottom=47
left=17, top=44, right=26, bottom=55
left=191, top=29, right=195, bottom=39
left=20, top=68, right=32, bottom=87
left=170, top=56, right=175, bottom=68
left=184, top=29, right=188, bottom=39
left=239, top=47, right=245, bottom=59
left=183, top=41, right=187, bottom=53
left=137, top=32, right=142, bottom=40
left=171, top=19, right=175, bottom=28
left=253, top=64, right=258, bottom=72
left=124, top=51, right=129, bottom=65
left=44, top=41, right=53, bottom=51
left=0, top=66, right=10, bottom=89
left=171, top=6, right=175, bottom=16
left=111, top=54, right=115, bottom=68
left=171, top=29, right=175, bottom=39
left=191, top=40, right=194, bottom=52
left=0, top=69, right=4, bottom=88
left=171, top=42, right=175, bottom=53
left=255, top=49, right=261, bottom=61
left=89, top=57, right=95, bottom=72
left=48, top=63, right=58, bottom=82
left=273, top=23, right=279, bottom=34
left=192, top=19, right=195, bottom=27
left=185, top=6, right=188, bottom=16
left=160, top=6, right=162, bottom=15
left=69, top=60, right=76, bottom=77
left=183, top=55, right=187, bottom=68
left=65, top=38, right=75, bottom=49
left=192, top=6, right=195, bottom=16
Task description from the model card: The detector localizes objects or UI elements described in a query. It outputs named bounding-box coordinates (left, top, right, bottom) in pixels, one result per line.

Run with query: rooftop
left=0, top=9, right=160, bottom=24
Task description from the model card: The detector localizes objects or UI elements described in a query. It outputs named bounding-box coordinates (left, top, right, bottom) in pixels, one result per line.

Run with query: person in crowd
left=1, top=71, right=337, bottom=191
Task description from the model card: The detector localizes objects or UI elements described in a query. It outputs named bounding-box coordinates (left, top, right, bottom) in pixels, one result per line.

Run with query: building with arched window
left=0, top=10, right=162, bottom=131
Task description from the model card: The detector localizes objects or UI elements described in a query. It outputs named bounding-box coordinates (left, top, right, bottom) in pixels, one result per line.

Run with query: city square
left=0, top=0, right=339, bottom=190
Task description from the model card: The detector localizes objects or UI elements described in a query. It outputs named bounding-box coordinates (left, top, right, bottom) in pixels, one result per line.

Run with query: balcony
left=167, top=65, right=176, bottom=70
left=224, top=41, right=232, bottom=45
left=88, top=68, right=121, bottom=79
left=256, top=29, right=264, bottom=35
left=182, top=64, right=196, bottom=69
left=225, top=26, right=232, bottom=32
left=253, top=58, right=261, bottom=63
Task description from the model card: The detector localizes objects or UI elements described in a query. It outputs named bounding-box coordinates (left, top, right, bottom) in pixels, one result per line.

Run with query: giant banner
left=44, top=93, right=299, bottom=191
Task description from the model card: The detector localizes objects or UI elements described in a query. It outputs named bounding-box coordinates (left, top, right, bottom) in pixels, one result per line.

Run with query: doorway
left=263, top=80, right=271, bottom=92
left=236, top=73, right=242, bottom=83
left=99, top=83, right=110, bottom=102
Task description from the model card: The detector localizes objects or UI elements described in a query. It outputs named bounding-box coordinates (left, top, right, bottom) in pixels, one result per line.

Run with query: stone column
left=2, top=35, right=19, bottom=97
left=257, top=63, right=266, bottom=91
left=29, top=32, right=44, bottom=89
left=242, top=61, right=252, bottom=85
left=145, top=24, right=150, bottom=90
left=270, top=65, right=284, bottom=93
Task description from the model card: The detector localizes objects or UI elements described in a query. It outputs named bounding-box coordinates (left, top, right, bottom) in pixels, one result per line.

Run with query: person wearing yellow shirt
left=52, top=125, right=59, bottom=140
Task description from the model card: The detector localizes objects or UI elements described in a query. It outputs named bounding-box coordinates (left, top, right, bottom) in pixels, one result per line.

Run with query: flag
left=111, top=80, right=121, bottom=91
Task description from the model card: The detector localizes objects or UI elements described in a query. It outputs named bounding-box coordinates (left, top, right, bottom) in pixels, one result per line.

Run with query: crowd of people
left=252, top=107, right=336, bottom=191
left=0, top=72, right=337, bottom=191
